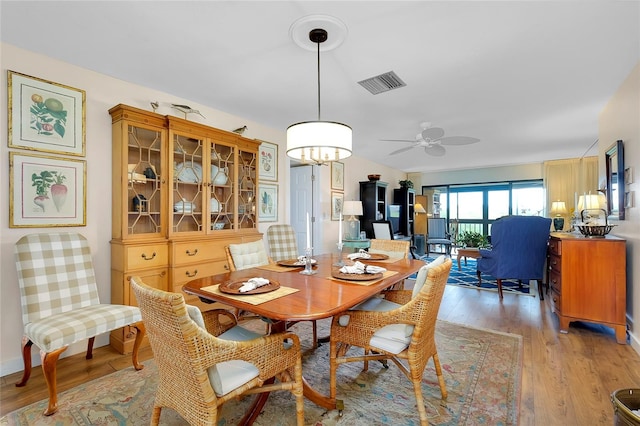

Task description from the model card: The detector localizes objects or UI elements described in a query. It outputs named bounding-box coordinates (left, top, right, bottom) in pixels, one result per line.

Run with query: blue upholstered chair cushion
left=477, top=215, right=552, bottom=281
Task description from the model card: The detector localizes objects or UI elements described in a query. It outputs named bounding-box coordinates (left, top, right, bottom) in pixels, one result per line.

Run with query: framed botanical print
left=331, top=161, right=344, bottom=190
left=10, top=152, right=86, bottom=227
left=258, top=141, right=278, bottom=181
left=8, top=70, right=86, bottom=156
left=331, top=192, right=344, bottom=221
left=258, top=182, right=278, bottom=222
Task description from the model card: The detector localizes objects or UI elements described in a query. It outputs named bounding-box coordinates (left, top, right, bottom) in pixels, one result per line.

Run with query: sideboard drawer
left=548, top=254, right=562, bottom=273
left=123, top=244, right=169, bottom=270
left=549, top=269, right=562, bottom=293
left=172, top=260, right=229, bottom=287
left=550, top=288, right=562, bottom=314
left=548, top=238, right=561, bottom=256
left=172, top=239, right=231, bottom=265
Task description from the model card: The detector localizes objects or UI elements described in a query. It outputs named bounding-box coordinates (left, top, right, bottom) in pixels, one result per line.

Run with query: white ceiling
left=2, top=1, right=638, bottom=173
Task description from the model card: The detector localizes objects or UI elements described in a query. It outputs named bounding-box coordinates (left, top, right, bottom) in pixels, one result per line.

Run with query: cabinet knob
left=141, top=252, right=157, bottom=260
left=186, top=248, right=199, bottom=256
left=185, top=269, right=198, bottom=278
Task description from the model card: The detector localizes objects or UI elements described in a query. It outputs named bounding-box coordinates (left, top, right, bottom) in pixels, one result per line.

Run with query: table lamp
left=550, top=200, right=567, bottom=231
left=342, top=201, right=363, bottom=240
left=577, top=193, right=605, bottom=224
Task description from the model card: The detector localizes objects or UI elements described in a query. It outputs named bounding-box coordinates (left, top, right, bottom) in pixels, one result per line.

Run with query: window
left=423, top=180, right=544, bottom=237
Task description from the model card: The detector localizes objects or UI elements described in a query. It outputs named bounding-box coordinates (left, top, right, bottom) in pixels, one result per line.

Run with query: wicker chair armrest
left=382, top=289, right=412, bottom=305
left=201, top=309, right=238, bottom=336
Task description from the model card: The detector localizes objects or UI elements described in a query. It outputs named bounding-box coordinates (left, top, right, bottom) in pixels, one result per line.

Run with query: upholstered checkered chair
left=14, top=233, right=145, bottom=416
left=130, top=277, right=304, bottom=426
left=266, top=224, right=299, bottom=261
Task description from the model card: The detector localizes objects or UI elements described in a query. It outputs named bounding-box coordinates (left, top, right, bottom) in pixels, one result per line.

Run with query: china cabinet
left=548, top=233, right=627, bottom=344
left=109, top=104, right=262, bottom=353
left=393, top=187, right=415, bottom=237
left=359, top=180, right=387, bottom=238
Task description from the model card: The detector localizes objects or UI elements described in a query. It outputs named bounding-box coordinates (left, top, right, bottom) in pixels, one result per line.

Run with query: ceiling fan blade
left=389, top=145, right=417, bottom=156
left=421, top=127, right=445, bottom=141
left=439, top=136, right=481, bottom=146
left=424, top=144, right=446, bottom=156
left=380, top=139, right=416, bottom=143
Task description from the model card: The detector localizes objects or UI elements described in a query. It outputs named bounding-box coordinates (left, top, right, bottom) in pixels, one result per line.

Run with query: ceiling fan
left=381, top=122, right=480, bottom=157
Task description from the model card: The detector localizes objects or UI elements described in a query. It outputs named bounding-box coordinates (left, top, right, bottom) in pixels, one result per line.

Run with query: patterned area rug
left=422, top=255, right=535, bottom=297
left=1, top=320, right=522, bottom=425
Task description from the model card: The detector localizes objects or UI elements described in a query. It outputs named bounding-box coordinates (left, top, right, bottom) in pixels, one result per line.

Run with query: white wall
left=0, top=43, right=409, bottom=375
left=599, top=62, right=640, bottom=353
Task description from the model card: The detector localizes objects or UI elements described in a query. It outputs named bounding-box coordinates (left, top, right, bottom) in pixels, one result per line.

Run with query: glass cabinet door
left=171, top=132, right=204, bottom=234
left=237, top=148, right=257, bottom=229
left=209, top=142, right=234, bottom=232
left=126, top=124, right=163, bottom=237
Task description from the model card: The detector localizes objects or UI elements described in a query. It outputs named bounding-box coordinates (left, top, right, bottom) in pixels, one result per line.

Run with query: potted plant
left=456, top=230, right=488, bottom=248
left=399, top=179, right=414, bottom=189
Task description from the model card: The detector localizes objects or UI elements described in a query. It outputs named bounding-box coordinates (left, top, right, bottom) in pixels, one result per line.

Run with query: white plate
left=176, top=163, right=202, bottom=183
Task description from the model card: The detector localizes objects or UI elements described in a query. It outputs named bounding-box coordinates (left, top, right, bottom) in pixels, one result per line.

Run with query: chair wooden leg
left=537, top=279, right=545, bottom=301
left=151, top=406, right=162, bottom=426
left=497, top=279, right=504, bottom=299
left=432, top=353, right=448, bottom=401
left=16, top=337, right=33, bottom=387
left=131, top=322, right=146, bottom=370
left=329, top=340, right=338, bottom=399
left=311, top=320, right=318, bottom=349
left=41, top=346, right=68, bottom=416
left=86, top=337, right=95, bottom=359
left=476, top=270, right=482, bottom=287
left=412, top=376, right=429, bottom=426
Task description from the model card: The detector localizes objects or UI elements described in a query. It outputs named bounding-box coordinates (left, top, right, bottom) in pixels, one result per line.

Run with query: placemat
left=201, top=284, right=299, bottom=305
left=328, top=270, right=398, bottom=286
left=255, top=263, right=298, bottom=272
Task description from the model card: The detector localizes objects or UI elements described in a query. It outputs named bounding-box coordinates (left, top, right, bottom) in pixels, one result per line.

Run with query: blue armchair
left=476, top=216, right=551, bottom=299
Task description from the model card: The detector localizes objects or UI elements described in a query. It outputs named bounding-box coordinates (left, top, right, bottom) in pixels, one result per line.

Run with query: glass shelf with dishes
left=171, top=133, right=205, bottom=234
left=237, top=150, right=257, bottom=229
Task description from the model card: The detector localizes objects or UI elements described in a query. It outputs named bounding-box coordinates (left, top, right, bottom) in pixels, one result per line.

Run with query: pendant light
left=287, top=28, right=352, bottom=165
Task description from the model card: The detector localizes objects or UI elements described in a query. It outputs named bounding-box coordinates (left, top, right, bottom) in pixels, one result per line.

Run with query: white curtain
left=543, top=157, right=598, bottom=229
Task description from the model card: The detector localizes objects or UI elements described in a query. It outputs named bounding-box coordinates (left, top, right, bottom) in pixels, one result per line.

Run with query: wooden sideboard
left=547, top=232, right=627, bottom=344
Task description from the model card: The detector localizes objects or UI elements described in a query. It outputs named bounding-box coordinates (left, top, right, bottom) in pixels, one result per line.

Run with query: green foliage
left=398, top=179, right=414, bottom=189
left=456, top=230, right=488, bottom=248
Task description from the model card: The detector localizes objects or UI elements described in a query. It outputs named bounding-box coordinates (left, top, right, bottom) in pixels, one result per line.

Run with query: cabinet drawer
left=548, top=238, right=561, bottom=256
left=548, top=269, right=562, bottom=293
left=550, top=288, right=561, bottom=314
left=118, top=244, right=168, bottom=270
left=172, top=240, right=230, bottom=265
left=548, top=254, right=561, bottom=273
left=172, top=260, right=229, bottom=286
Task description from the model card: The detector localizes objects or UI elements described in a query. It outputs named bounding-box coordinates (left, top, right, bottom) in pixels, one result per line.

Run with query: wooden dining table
left=182, top=252, right=424, bottom=425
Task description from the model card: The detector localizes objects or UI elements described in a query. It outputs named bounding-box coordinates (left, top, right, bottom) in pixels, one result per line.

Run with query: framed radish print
left=9, top=152, right=86, bottom=227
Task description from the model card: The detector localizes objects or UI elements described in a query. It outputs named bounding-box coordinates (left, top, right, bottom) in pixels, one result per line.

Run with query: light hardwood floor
left=2, top=283, right=639, bottom=424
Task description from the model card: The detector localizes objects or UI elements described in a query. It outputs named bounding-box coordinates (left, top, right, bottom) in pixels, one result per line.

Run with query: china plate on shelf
left=331, top=270, right=383, bottom=281
left=277, top=259, right=317, bottom=267
left=219, top=280, right=280, bottom=295
left=176, top=163, right=203, bottom=183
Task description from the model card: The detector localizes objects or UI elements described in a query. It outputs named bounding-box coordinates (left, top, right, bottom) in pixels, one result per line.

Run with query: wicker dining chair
left=14, top=232, right=145, bottom=416
left=225, top=240, right=318, bottom=347
left=369, top=239, right=411, bottom=260
left=330, top=257, right=452, bottom=426
left=131, top=277, right=304, bottom=426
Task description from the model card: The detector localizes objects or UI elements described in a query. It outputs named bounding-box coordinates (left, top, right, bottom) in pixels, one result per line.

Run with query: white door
left=290, top=165, right=316, bottom=254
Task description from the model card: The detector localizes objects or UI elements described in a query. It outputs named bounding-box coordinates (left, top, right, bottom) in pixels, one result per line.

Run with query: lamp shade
left=578, top=194, right=600, bottom=210
left=550, top=201, right=567, bottom=216
left=414, top=203, right=426, bottom=213
left=342, top=200, right=363, bottom=216
left=286, top=121, right=352, bottom=164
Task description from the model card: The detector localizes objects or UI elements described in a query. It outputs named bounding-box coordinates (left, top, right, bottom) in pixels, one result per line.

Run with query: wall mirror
left=605, top=139, right=625, bottom=220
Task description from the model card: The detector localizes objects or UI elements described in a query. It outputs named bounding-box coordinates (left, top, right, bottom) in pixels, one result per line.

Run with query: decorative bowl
left=576, top=224, right=615, bottom=238
left=213, top=222, right=225, bottom=230
left=367, top=174, right=381, bottom=181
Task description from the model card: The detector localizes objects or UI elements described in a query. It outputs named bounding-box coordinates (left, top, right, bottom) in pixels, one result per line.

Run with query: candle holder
left=333, top=242, right=345, bottom=267
left=299, top=247, right=317, bottom=275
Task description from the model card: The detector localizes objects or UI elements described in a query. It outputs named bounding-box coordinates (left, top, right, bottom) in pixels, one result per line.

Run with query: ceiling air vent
left=358, top=71, right=406, bottom=95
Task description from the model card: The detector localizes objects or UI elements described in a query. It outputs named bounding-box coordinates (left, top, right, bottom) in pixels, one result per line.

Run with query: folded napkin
left=347, top=249, right=371, bottom=260
left=238, top=277, right=270, bottom=292
left=296, top=255, right=315, bottom=265
left=339, top=261, right=386, bottom=275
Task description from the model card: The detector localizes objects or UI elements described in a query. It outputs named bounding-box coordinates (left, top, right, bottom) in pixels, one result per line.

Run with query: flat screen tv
left=387, top=204, right=401, bottom=234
